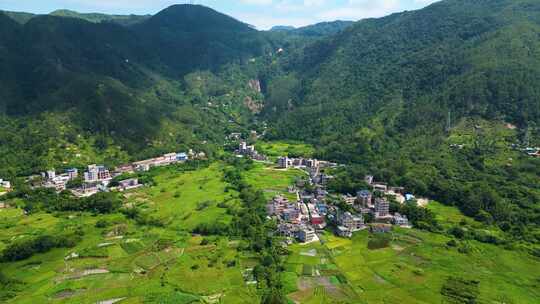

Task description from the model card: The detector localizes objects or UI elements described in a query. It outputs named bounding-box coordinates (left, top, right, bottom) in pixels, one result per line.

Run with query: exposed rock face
left=248, top=79, right=261, bottom=93
left=244, top=96, right=263, bottom=114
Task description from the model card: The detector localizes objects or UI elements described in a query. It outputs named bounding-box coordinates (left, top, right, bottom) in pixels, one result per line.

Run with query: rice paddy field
left=0, top=163, right=260, bottom=304
left=243, top=162, right=305, bottom=200
left=2, top=161, right=540, bottom=303
left=283, top=216, right=540, bottom=303
left=255, top=141, right=315, bottom=162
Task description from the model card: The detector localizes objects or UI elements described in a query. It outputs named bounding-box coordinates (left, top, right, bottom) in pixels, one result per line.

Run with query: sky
left=0, top=0, right=440, bottom=30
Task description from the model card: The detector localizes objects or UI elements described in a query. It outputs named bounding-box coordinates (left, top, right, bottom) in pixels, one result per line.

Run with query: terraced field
left=283, top=212, right=540, bottom=304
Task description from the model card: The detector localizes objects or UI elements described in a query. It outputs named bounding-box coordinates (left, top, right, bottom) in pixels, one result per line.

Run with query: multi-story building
left=66, top=168, right=78, bottom=180
left=375, top=198, right=390, bottom=218
left=266, top=195, right=289, bottom=216
left=84, top=165, right=111, bottom=183
left=339, top=212, right=365, bottom=231
left=393, top=213, right=411, bottom=227
left=278, top=156, right=290, bottom=169
left=356, top=190, right=372, bottom=208
left=296, top=227, right=316, bottom=243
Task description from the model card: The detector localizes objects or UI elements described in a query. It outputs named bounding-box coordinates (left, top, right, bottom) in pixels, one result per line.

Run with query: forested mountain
left=50, top=9, right=149, bottom=26
left=0, top=10, right=149, bottom=25
left=270, top=21, right=354, bottom=37
left=0, top=5, right=276, bottom=176
left=262, top=0, right=540, bottom=240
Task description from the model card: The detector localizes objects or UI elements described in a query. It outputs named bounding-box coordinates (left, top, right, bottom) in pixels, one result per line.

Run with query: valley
left=0, top=0, right=540, bottom=303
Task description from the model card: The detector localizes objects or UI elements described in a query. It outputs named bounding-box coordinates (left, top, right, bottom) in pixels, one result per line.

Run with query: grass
left=284, top=225, right=540, bottom=304
left=0, top=162, right=257, bottom=304
left=243, top=162, right=305, bottom=200
left=128, top=162, right=242, bottom=231
left=256, top=141, right=315, bottom=161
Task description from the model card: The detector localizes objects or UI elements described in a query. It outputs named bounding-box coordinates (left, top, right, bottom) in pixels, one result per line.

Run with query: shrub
left=367, top=233, right=392, bottom=250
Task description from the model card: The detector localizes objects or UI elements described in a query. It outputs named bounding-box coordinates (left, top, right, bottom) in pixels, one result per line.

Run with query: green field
left=127, top=162, right=242, bottom=231
left=283, top=209, right=540, bottom=303
left=0, top=161, right=307, bottom=303
left=2, top=161, right=540, bottom=303
left=255, top=141, right=315, bottom=161
left=0, top=163, right=258, bottom=304
left=243, top=162, right=305, bottom=200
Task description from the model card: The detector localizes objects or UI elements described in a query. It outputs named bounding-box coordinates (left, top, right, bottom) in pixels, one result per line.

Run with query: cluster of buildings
left=268, top=155, right=419, bottom=243
left=268, top=195, right=324, bottom=243
left=42, top=168, right=80, bottom=192
left=131, top=152, right=191, bottom=172
left=235, top=141, right=267, bottom=161
left=39, top=150, right=199, bottom=197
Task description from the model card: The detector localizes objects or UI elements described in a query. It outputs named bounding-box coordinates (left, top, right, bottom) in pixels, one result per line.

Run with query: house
left=296, top=227, right=316, bottom=243
left=118, top=178, right=142, bottom=191
left=316, top=203, right=328, bottom=215
left=306, top=159, right=319, bottom=168
left=336, top=226, right=352, bottom=238
left=389, top=187, right=405, bottom=194
left=46, top=177, right=69, bottom=192
left=278, top=156, right=290, bottom=169
left=370, top=224, right=392, bottom=233
left=282, top=206, right=301, bottom=223
left=84, top=165, right=111, bottom=183
left=71, top=183, right=99, bottom=197
left=320, top=174, right=334, bottom=185
left=375, top=198, right=390, bottom=218
left=45, top=170, right=56, bottom=180
left=277, top=223, right=297, bottom=238
left=115, top=164, right=134, bottom=175
left=229, top=133, right=242, bottom=140
left=356, top=190, right=372, bottom=208
left=342, top=195, right=356, bottom=205
left=66, top=168, right=78, bottom=180
left=338, top=211, right=365, bottom=231
left=405, top=194, right=416, bottom=202
left=177, top=152, right=188, bottom=161
left=393, top=213, right=411, bottom=228
left=266, top=195, right=289, bottom=216
left=372, top=183, right=388, bottom=192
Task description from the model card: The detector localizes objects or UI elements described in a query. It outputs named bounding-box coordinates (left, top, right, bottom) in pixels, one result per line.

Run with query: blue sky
left=1, top=0, right=440, bottom=29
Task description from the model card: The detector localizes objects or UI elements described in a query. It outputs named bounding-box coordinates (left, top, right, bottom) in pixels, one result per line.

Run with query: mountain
left=267, top=0, right=540, bottom=138
left=263, top=0, right=540, bottom=235
left=0, top=5, right=272, bottom=176
left=50, top=9, right=149, bottom=26
left=270, top=25, right=296, bottom=32
left=133, top=4, right=276, bottom=77
left=270, top=21, right=354, bottom=37
left=0, top=10, right=34, bottom=24
left=293, top=20, right=354, bottom=37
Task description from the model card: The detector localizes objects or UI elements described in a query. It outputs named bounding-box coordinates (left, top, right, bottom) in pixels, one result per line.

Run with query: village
left=0, top=149, right=208, bottom=210
left=232, top=138, right=425, bottom=244
left=38, top=150, right=207, bottom=198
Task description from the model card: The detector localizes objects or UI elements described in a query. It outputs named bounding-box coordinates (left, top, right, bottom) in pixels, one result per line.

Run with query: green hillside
left=262, top=0, right=540, bottom=242
left=50, top=9, right=149, bottom=26
left=0, top=5, right=274, bottom=177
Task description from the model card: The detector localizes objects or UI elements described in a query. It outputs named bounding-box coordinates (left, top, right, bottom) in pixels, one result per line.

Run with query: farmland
left=0, top=161, right=308, bottom=303
left=282, top=210, right=540, bottom=304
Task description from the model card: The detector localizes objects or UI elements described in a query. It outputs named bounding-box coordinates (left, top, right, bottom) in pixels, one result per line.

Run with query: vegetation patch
left=367, top=233, right=392, bottom=250
left=441, top=277, right=480, bottom=304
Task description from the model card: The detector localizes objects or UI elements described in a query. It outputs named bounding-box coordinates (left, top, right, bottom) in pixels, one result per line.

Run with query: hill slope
left=263, top=0, right=540, bottom=236
left=0, top=5, right=273, bottom=176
